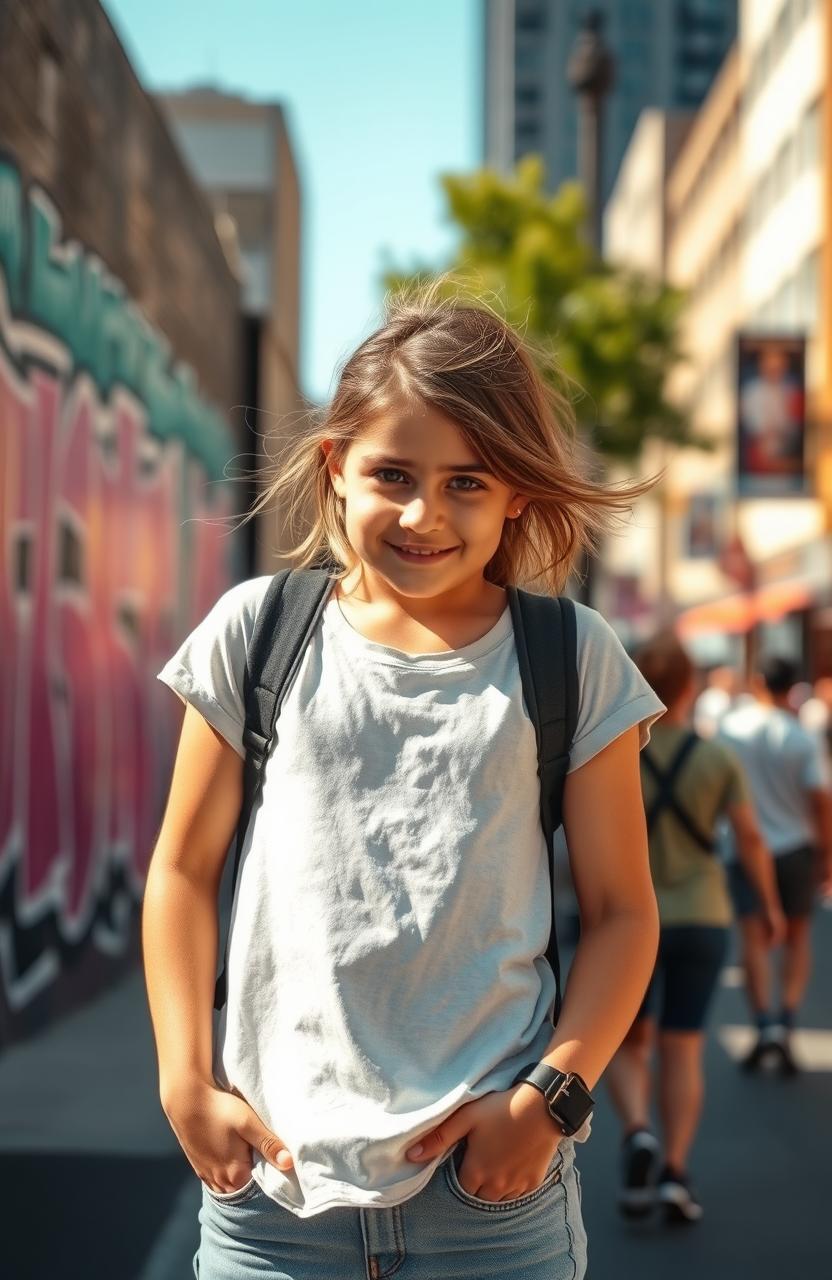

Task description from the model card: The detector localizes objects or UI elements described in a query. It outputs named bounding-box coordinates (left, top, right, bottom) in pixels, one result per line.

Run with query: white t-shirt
left=158, top=576, right=665, bottom=1217
left=718, top=701, right=829, bottom=856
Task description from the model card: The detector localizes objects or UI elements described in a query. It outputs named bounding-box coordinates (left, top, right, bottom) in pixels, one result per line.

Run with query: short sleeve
left=796, top=728, right=831, bottom=791
left=156, top=576, right=272, bottom=757
left=567, top=603, right=666, bottom=774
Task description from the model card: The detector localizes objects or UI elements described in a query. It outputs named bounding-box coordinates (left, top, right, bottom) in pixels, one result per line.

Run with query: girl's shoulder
left=565, top=601, right=667, bottom=774
left=205, top=574, right=275, bottom=633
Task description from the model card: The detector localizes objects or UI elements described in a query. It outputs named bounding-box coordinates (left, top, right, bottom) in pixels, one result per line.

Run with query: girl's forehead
left=355, top=402, right=481, bottom=463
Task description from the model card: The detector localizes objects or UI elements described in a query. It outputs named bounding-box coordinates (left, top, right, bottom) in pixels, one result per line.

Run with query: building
left=160, top=89, right=305, bottom=572
left=603, top=0, right=832, bottom=675
left=483, top=0, right=737, bottom=204
left=0, top=0, right=246, bottom=1044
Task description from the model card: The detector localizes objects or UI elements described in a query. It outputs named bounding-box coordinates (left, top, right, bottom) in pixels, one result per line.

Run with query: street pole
left=567, top=8, right=614, bottom=255
left=567, top=9, right=614, bottom=607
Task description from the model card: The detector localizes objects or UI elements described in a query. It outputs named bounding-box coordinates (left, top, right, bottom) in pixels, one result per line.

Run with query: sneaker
left=740, top=1025, right=784, bottom=1074
left=618, top=1128, right=661, bottom=1218
left=769, top=1025, right=800, bottom=1078
left=658, top=1166, right=703, bottom=1224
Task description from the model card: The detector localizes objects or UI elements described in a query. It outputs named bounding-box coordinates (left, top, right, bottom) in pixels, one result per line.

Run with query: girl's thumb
left=406, top=1115, right=467, bottom=1164
left=239, top=1111, right=294, bottom=1171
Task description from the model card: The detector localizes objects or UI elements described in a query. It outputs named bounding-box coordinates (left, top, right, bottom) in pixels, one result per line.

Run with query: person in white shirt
left=718, top=656, right=832, bottom=1074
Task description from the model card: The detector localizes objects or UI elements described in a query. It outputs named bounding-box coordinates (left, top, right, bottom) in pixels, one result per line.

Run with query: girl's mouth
left=386, top=542, right=458, bottom=564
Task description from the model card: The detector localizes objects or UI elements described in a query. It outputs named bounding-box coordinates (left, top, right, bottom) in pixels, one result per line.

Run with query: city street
left=2, top=907, right=829, bottom=1279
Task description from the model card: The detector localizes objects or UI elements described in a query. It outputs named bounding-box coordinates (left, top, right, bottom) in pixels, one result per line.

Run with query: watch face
left=552, top=1077, right=593, bottom=1133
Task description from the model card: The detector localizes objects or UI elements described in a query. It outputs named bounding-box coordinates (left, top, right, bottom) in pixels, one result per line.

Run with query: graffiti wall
left=0, top=155, right=243, bottom=1042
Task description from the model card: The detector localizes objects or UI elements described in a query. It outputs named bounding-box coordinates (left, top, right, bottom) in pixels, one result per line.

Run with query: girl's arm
left=540, top=722, right=660, bottom=1087
left=406, top=725, right=659, bottom=1198
left=143, top=703, right=291, bottom=1191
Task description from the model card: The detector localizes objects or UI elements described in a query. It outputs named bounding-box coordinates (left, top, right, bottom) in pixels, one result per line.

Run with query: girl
left=144, top=292, right=666, bottom=1280
left=606, top=632, right=784, bottom=1224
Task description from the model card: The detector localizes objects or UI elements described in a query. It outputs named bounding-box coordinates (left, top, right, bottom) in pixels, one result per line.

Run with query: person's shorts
left=728, top=845, right=816, bottom=919
left=636, top=924, right=729, bottom=1032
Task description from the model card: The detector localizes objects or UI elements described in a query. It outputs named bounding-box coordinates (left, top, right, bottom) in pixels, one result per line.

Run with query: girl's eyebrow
left=363, top=454, right=492, bottom=474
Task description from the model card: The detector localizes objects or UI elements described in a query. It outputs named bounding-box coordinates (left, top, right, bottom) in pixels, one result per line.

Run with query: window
left=58, top=519, right=83, bottom=587
left=516, top=6, right=546, bottom=33
left=515, top=84, right=541, bottom=108
left=15, top=532, right=32, bottom=594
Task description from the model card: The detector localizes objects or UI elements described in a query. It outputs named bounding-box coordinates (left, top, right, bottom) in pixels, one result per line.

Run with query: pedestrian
left=692, top=663, right=746, bottom=739
left=143, top=290, right=666, bottom=1280
left=605, top=632, right=784, bottom=1225
left=719, top=655, right=832, bottom=1074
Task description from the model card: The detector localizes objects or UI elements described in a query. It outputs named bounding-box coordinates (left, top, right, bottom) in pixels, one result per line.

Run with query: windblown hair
left=249, top=284, right=659, bottom=594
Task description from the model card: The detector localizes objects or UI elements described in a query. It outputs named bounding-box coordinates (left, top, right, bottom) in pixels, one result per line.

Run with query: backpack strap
left=642, top=731, right=714, bottom=854
left=507, top=588, right=578, bottom=1026
left=213, top=568, right=335, bottom=1010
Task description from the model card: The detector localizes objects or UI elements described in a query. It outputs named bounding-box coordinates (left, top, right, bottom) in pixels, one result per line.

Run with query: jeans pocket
left=201, top=1174, right=260, bottom=1206
left=443, top=1142, right=564, bottom=1213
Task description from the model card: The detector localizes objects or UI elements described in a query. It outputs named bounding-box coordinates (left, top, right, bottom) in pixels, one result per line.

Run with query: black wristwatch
left=511, top=1063, right=594, bottom=1137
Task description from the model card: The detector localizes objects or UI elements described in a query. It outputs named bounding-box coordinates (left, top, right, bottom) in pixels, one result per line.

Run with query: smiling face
left=323, top=397, right=527, bottom=603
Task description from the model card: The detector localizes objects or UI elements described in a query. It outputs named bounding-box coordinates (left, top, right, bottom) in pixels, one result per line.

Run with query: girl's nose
left=400, top=496, right=442, bottom=532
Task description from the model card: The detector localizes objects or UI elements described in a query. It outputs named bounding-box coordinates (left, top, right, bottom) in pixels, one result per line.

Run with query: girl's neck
left=334, top=569, right=508, bottom=654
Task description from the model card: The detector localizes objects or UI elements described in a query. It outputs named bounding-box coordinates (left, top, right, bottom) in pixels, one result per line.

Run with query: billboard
left=737, top=334, right=806, bottom=497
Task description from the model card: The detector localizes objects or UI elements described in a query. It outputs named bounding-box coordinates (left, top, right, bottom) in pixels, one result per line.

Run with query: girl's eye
left=371, top=470, right=485, bottom=492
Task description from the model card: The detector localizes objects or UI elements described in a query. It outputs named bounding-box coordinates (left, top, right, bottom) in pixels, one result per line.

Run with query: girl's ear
left=507, top=495, right=530, bottom=519
left=321, top=440, right=347, bottom=500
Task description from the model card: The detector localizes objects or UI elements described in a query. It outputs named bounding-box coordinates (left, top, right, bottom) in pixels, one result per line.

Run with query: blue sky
left=103, top=0, right=480, bottom=403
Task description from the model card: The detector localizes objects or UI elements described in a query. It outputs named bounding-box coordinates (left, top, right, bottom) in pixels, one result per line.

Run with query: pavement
left=2, top=907, right=830, bottom=1279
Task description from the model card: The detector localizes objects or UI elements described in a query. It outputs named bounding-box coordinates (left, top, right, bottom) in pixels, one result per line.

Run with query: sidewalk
left=578, top=903, right=832, bottom=1278
left=0, top=967, right=197, bottom=1280
left=2, top=909, right=830, bottom=1278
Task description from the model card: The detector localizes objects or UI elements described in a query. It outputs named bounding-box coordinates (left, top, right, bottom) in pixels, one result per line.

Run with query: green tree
left=384, top=156, right=713, bottom=462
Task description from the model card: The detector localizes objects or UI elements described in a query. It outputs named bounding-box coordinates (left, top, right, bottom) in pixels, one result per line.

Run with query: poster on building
left=686, top=492, right=721, bottom=558
left=736, top=335, right=806, bottom=497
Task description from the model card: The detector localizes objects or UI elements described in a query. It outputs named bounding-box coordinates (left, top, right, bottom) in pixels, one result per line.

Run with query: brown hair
left=248, top=283, right=659, bottom=594
left=633, top=631, right=694, bottom=707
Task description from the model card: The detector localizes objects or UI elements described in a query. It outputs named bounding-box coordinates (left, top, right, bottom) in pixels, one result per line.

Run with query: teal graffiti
left=0, top=157, right=234, bottom=482
left=0, top=161, right=23, bottom=310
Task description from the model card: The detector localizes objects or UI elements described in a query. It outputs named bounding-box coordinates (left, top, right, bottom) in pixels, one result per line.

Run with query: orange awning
left=676, top=581, right=813, bottom=638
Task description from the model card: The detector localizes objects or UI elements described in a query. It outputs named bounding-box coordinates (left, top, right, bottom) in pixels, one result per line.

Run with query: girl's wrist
left=159, top=1069, right=216, bottom=1113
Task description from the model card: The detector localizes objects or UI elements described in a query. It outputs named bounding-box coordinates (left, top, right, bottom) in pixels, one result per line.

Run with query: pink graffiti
left=0, top=352, right=236, bottom=968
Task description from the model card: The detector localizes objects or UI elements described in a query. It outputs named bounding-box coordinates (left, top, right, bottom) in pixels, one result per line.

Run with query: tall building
left=603, top=0, right=832, bottom=674
left=483, top=0, right=737, bottom=205
left=160, top=89, right=305, bottom=572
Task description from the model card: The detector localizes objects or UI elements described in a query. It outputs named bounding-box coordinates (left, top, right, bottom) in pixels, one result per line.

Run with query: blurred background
left=0, top=1, right=830, bottom=1276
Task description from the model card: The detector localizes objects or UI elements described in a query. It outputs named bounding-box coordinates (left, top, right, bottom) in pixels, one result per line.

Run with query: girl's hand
left=405, top=1085, right=561, bottom=1202
left=162, top=1078, right=293, bottom=1193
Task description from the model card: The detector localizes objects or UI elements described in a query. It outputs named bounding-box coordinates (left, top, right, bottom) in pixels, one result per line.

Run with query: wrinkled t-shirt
left=158, top=577, right=665, bottom=1216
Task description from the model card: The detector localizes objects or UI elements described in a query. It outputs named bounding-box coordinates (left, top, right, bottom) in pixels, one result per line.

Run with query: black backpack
left=214, top=569, right=578, bottom=1024
left=641, top=731, right=714, bottom=854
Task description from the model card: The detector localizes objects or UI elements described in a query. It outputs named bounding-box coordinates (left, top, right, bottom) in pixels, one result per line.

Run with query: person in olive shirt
left=605, top=633, right=784, bottom=1225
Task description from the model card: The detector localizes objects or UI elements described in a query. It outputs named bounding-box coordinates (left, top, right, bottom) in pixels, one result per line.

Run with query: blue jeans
left=194, top=1138, right=587, bottom=1279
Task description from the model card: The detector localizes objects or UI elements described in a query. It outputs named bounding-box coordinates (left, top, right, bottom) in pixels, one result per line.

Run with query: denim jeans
left=194, top=1138, right=587, bottom=1279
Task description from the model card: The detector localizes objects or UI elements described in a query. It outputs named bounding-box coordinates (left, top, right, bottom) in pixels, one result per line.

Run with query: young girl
left=144, top=292, right=666, bottom=1280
